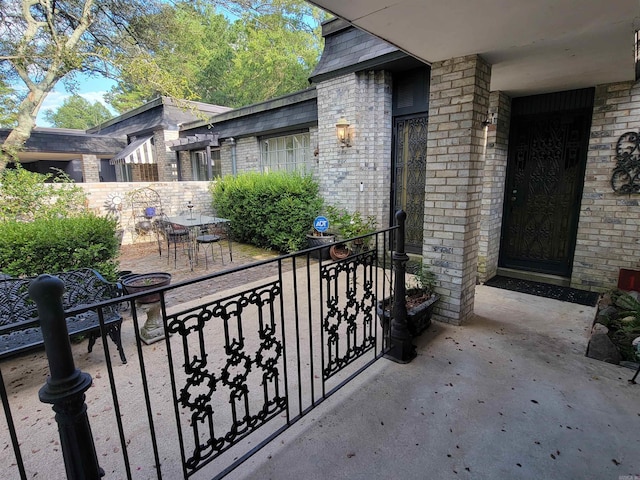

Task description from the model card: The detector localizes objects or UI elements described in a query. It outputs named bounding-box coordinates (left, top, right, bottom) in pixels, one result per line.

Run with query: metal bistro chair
left=158, top=214, right=190, bottom=269
left=195, top=215, right=225, bottom=270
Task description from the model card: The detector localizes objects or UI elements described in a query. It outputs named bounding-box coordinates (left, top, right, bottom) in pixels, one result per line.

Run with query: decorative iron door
left=392, top=114, right=428, bottom=253
left=500, top=111, right=591, bottom=276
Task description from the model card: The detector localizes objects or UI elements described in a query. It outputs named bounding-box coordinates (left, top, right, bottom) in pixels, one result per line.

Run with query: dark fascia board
left=0, top=127, right=126, bottom=155
left=87, top=97, right=164, bottom=133
left=320, top=17, right=352, bottom=36
left=310, top=50, right=416, bottom=83
left=181, top=88, right=318, bottom=130
left=87, top=96, right=230, bottom=134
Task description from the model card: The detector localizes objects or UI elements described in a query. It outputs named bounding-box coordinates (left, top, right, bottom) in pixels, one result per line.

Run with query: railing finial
left=386, top=210, right=417, bottom=363
left=29, top=274, right=103, bottom=479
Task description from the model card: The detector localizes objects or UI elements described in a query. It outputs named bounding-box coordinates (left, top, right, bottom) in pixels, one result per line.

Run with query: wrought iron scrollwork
left=611, top=131, right=640, bottom=194
left=166, top=281, right=286, bottom=475
left=321, top=250, right=377, bottom=379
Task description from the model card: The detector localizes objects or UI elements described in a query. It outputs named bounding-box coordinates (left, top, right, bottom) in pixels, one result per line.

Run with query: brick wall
left=81, top=154, right=100, bottom=183
left=315, top=70, right=392, bottom=228
left=573, top=81, right=640, bottom=291
left=424, top=55, right=491, bottom=325
left=478, top=91, right=511, bottom=282
left=77, top=181, right=215, bottom=245
left=234, top=137, right=261, bottom=172
left=159, top=130, right=180, bottom=181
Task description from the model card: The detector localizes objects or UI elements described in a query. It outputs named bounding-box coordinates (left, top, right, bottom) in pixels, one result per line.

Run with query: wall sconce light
left=336, top=116, right=352, bottom=147
left=481, top=112, right=497, bottom=128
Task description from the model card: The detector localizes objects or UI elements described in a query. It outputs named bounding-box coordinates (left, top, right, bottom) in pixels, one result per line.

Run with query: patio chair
left=194, top=215, right=225, bottom=270
left=158, top=214, right=190, bottom=268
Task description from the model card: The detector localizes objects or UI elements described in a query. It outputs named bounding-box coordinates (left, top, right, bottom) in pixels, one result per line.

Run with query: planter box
left=376, top=292, right=439, bottom=337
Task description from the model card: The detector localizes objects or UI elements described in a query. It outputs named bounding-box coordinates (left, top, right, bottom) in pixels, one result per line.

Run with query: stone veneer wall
left=423, top=55, right=491, bottom=325
left=315, top=71, right=392, bottom=228
left=477, top=91, right=511, bottom=283
left=77, top=181, right=215, bottom=245
left=573, top=81, right=640, bottom=291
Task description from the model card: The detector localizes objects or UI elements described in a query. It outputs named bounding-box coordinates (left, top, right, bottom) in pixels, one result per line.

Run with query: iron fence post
left=29, top=275, right=103, bottom=480
left=386, top=210, right=417, bottom=363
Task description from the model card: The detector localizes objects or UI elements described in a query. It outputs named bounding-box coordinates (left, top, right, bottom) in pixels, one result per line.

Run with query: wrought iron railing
left=0, top=224, right=405, bottom=480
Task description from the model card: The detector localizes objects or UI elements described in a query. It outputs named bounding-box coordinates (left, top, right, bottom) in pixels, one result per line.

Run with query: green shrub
left=0, top=164, right=88, bottom=222
left=210, top=171, right=323, bottom=253
left=0, top=214, right=120, bottom=280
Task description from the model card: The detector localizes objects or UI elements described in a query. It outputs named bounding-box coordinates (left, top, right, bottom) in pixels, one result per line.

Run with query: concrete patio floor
left=2, top=240, right=638, bottom=479
left=232, top=285, right=640, bottom=480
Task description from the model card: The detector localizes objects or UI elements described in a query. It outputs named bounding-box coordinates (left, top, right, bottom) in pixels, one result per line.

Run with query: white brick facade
left=316, top=71, right=392, bottom=228
left=573, top=81, right=640, bottom=290
left=477, top=91, right=510, bottom=283
left=423, top=55, right=491, bottom=325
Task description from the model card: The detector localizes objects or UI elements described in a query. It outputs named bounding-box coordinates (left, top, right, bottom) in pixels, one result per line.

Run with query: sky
left=36, top=74, right=117, bottom=127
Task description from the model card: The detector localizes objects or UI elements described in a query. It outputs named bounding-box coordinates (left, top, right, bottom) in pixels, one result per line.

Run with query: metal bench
left=0, top=269, right=126, bottom=363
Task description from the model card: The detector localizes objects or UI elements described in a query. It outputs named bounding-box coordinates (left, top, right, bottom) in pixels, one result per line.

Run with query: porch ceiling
left=308, top=0, right=640, bottom=97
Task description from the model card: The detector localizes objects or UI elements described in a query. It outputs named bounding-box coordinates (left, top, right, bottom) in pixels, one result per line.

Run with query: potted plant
left=325, top=206, right=377, bottom=260
left=306, top=216, right=336, bottom=261
left=121, top=272, right=171, bottom=304
left=376, top=260, right=439, bottom=337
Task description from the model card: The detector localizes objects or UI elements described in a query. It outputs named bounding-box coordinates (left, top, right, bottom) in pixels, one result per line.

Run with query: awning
left=110, top=136, right=155, bottom=165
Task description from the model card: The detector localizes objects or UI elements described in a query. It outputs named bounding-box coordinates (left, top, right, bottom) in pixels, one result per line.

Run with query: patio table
left=167, top=215, right=233, bottom=267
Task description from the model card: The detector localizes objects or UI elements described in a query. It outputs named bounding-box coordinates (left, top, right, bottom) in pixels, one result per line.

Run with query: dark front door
left=392, top=114, right=428, bottom=253
left=500, top=109, right=591, bottom=276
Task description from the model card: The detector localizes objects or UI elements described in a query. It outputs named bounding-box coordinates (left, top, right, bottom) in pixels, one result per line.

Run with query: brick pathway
left=118, top=239, right=287, bottom=306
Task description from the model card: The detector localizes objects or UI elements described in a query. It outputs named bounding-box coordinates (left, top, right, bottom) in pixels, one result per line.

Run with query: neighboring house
left=87, top=97, right=231, bottom=183
left=1, top=97, right=231, bottom=183
left=0, top=127, right=126, bottom=182
left=6, top=1, right=640, bottom=326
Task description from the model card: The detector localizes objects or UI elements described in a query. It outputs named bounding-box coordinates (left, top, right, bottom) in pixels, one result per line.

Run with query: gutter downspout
left=229, top=137, right=237, bottom=176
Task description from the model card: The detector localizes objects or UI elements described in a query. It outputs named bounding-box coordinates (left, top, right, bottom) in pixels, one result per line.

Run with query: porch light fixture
left=336, top=116, right=351, bottom=148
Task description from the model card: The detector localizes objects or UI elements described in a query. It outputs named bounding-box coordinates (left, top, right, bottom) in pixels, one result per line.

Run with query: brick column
left=478, top=91, right=511, bottom=282
left=424, top=55, right=491, bottom=325
left=81, top=154, right=100, bottom=183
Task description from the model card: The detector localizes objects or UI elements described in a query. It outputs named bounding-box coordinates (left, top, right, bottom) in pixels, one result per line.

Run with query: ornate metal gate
left=500, top=110, right=591, bottom=276
left=393, top=114, right=428, bottom=253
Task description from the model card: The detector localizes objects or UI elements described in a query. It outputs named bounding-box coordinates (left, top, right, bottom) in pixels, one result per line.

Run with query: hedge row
left=210, top=171, right=323, bottom=253
left=0, top=214, right=120, bottom=280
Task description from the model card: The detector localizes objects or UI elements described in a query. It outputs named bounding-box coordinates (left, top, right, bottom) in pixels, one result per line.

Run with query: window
left=261, top=132, right=312, bottom=173
left=191, top=149, right=221, bottom=180
left=117, top=163, right=158, bottom=182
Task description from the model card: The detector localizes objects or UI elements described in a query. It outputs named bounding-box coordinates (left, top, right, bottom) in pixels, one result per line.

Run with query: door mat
left=484, top=276, right=600, bottom=307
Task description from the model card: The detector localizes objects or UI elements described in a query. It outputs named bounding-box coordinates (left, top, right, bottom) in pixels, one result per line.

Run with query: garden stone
left=597, top=305, right=617, bottom=322
left=586, top=333, right=621, bottom=365
left=591, top=323, right=608, bottom=335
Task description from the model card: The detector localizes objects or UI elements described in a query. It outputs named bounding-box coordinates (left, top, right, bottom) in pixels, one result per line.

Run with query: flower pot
left=122, top=272, right=171, bottom=304
left=306, top=233, right=335, bottom=260
left=376, top=291, right=439, bottom=337
left=329, top=243, right=351, bottom=260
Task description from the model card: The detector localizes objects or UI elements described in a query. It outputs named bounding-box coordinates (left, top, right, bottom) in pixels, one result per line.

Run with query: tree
left=0, top=79, right=18, bottom=127
left=44, top=94, right=112, bottom=129
left=0, top=0, right=189, bottom=171
left=105, top=0, right=325, bottom=111
left=105, top=1, right=235, bottom=111
left=0, top=0, right=325, bottom=171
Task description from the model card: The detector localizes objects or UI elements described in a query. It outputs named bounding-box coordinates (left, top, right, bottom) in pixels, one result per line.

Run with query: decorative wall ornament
left=611, top=131, right=640, bottom=194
